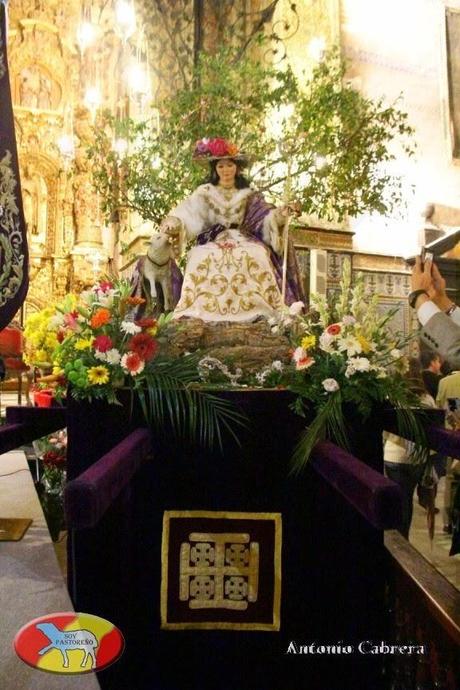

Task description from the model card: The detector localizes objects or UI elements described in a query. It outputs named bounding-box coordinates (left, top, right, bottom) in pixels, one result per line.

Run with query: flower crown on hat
left=192, top=137, right=248, bottom=163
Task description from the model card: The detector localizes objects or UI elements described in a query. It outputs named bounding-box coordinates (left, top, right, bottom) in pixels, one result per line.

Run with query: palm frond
left=290, top=395, right=339, bottom=475
left=389, top=396, right=429, bottom=464
left=137, top=358, right=247, bottom=451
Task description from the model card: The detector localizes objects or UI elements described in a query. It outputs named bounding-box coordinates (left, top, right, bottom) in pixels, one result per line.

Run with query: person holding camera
left=410, top=257, right=460, bottom=368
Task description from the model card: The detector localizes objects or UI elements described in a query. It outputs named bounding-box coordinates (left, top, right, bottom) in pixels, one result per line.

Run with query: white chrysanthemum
left=390, top=348, right=401, bottom=359
left=121, top=320, right=141, bottom=335
left=271, top=360, right=283, bottom=372
left=289, top=301, right=304, bottom=316
left=106, top=348, right=121, bottom=365
left=338, top=335, right=362, bottom=358
left=322, top=378, right=340, bottom=392
left=94, top=350, right=107, bottom=361
left=351, top=357, right=371, bottom=372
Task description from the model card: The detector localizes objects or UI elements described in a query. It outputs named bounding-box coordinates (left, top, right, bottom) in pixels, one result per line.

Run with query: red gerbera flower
left=93, top=334, right=113, bottom=352
left=127, top=333, right=158, bottom=361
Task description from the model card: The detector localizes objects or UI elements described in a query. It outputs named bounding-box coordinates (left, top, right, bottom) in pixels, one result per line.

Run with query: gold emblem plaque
left=161, top=510, right=282, bottom=631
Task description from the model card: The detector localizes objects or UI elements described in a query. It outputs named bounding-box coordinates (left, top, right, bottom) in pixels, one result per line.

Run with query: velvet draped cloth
left=0, top=3, right=29, bottom=328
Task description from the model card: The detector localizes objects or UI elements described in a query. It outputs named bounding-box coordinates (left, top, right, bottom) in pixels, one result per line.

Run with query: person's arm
left=411, top=257, right=458, bottom=324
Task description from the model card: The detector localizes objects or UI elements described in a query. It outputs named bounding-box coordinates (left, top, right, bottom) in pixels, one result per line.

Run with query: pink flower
left=121, top=351, right=145, bottom=376
left=208, top=138, right=229, bottom=157
left=64, top=311, right=80, bottom=331
left=326, top=323, right=341, bottom=336
left=194, top=138, right=210, bottom=156
left=98, top=280, right=113, bottom=292
left=94, top=334, right=113, bottom=353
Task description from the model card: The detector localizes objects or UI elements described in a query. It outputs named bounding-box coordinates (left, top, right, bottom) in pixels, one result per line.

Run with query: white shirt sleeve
left=450, top=306, right=460, bottom=326
left=417, top=300, right=440, bottom=326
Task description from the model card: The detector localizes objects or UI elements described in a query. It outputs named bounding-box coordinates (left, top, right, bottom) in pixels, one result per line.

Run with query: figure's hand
left=275, top=202, right=302, bottom=226
left=278, top=202, right=302, bottom=219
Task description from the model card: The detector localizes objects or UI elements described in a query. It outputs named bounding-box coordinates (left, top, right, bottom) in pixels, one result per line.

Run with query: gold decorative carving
left=179, top=532, right=259, bottom=610
left=291, top=225, right=354, bottom=250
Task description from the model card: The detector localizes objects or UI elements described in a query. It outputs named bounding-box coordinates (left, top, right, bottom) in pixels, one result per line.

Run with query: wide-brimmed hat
left=192, top=137, right=249, bottom=165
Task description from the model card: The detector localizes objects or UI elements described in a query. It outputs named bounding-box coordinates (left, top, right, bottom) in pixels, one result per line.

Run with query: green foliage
left=287, top=261, right=428, bottom=474
left=88, top=45, right=415, bottom=226
left=135, top=355, right=247, bottom=451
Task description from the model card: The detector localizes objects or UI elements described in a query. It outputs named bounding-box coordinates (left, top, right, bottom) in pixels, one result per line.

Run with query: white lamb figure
left=142, top=232, right=174, bottom=311
left=36, top=622, right=98, bottom=669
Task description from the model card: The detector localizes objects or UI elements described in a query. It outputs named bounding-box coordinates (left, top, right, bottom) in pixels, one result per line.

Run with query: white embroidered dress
left=169, top=184, right=283, bottom=322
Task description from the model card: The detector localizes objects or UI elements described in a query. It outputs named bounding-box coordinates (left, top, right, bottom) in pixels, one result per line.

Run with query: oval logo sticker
left=14, top=612, right=124, bottom=674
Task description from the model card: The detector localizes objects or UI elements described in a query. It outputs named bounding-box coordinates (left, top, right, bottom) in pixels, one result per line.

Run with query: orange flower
left=90, top=308, right=111, bottom=329
left=125, top=296, right=146, bottom=306
left=227, top=142, right=239, bottom=156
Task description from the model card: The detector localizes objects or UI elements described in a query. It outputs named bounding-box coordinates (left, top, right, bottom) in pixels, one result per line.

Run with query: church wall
left=341, top=0, right=460, bottom=257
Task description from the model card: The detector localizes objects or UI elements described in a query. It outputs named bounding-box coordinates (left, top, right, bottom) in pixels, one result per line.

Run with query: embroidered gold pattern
left=0, top=152, right=25, bottom=304
left=175, top=230, right=282, bottom=317
left=179, top=532, right=259, bottom=610
left=161, top=510, right=282, bottom=631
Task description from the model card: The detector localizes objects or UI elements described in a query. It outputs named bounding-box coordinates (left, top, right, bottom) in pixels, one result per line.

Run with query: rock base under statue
left=161, top=317, right=291, bottom=373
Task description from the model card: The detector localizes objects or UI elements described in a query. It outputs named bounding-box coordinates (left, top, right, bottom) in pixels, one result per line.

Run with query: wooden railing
left=383, top=421, right=460, bottom=689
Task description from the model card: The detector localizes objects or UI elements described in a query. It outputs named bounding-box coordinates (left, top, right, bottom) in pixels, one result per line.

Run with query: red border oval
left=14, top=612, right=124, bottom=674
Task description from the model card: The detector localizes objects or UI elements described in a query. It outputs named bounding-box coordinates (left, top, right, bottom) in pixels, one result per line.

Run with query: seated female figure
left=161, top=139, right=305, bottom=322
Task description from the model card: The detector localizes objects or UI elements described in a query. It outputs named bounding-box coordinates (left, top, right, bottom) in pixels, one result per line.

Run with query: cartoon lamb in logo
left=36, top=622, right=98, bottom=669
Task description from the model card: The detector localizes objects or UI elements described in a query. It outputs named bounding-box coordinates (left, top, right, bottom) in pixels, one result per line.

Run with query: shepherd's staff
left=281, top=156, right=301, bottom=305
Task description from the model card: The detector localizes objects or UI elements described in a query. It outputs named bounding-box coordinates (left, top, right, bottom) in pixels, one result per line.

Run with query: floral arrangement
left=37, top=429, right=67, bottom=494
left=23, top=297, right=76, bottom=368
left=51, top=278, right=164, bottom=403
left=25, top=278, right=245, bottom=448
left=193, top=137, right=240, bottom=160
left=285, top=260, right=426, bottom=472
left=32, top=430, right=67, bottom=541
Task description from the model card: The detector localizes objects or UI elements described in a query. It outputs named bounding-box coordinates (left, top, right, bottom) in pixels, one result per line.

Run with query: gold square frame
left=161, top=510, right=282, bottom=631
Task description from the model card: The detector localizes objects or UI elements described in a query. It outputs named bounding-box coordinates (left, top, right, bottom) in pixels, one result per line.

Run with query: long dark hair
left=204, top=159, right=250, bottom=189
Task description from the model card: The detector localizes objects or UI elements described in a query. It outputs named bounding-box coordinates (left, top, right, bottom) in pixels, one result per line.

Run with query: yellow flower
left=75, top=337, right=93, bottom=350
left=301, top=334, right=316, bottom=350
left=147, top=326, right=158, bottom=337
left=45, top=333, right=58, bottom=350
left=35, top=349, right=49, bottom=363
left=87, top=366, right=110, bottom=385
left=356, top=334, right=371, bottom=354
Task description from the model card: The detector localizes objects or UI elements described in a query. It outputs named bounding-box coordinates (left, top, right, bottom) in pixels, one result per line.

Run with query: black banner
left=0, top=1, right=29, bottom=328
